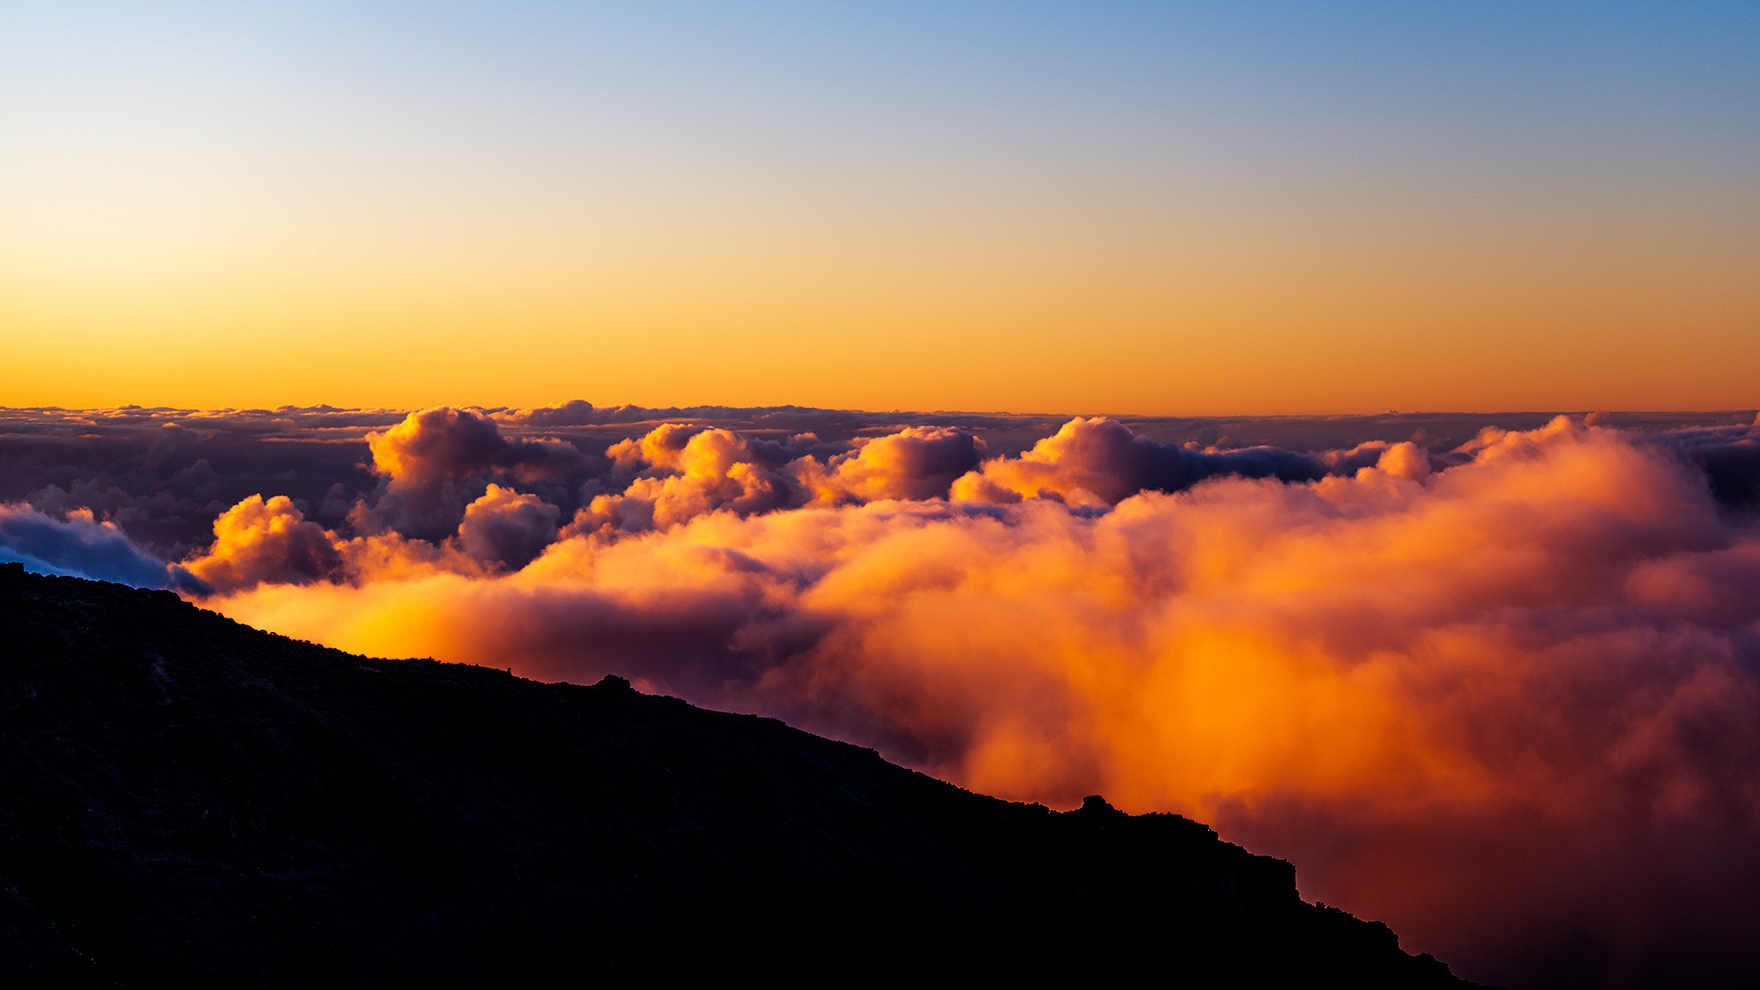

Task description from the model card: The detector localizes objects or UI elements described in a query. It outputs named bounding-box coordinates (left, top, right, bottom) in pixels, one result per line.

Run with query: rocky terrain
left=1, top=562, right=1477, bottom=987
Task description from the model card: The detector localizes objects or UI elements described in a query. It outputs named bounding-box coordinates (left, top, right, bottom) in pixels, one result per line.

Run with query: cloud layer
left=0, top=503, right=206, bottom=591
left=6, top=403, right=1760, bottom=988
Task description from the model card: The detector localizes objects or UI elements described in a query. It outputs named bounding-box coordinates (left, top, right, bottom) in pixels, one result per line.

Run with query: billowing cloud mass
left=459, top=484, right=561, bottom=570
left=369, top=406, right=585, bottom=486
left=183, top=495, right=342, bottom=591
left=358, top=406, right=588, bottom=540
left=581, top=428, right=795, bottom=533
left=794, top=426, right=987, bottom=504
left=952, top=415, right=1379, bottom=505
left=6, top=402, right=1760, bottom=988
left=576, top=423, right=985, bottom=535
left=0, top=503, right=206, bottom=591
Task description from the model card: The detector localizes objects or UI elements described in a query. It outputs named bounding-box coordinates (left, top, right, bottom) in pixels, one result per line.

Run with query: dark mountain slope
left=0, top=563, right=1476, bottom=987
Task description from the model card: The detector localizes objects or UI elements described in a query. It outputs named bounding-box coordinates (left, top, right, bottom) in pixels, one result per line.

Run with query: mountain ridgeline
left=0, top=563, right=1477, bottom=987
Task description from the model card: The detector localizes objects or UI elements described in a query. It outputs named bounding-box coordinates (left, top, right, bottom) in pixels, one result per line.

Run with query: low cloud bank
left=951, top=415, right=1391, bottom=504
left=7, top=406, right=1760, bottom=987
left=0, top=503, right=207, bottom=591
left=5, top=401, right=1746, bottom=560
left=576, top=423, right=986, bottom=535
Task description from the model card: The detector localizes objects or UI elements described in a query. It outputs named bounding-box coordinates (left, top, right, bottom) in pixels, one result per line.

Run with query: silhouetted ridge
left=0, top=562, right=1481, bottom=987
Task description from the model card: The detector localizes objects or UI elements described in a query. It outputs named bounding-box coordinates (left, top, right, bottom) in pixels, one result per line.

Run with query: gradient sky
left=2, top=2, right=1756, bottom=415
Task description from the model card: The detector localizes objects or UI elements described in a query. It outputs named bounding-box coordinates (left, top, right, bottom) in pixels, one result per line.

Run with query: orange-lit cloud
left=574, top=422, right=987, bottom=535
left=182, top=489, right=487, bottom=594
left=581, top=427, right=795, bottom=533
left=181, top=416, right=1760, bottom=984
left=793, top=426, right=986, bottom=505
left=183, top=494, right=341, bottom=592
left=360, top=406, right=586, bottom=540
left=9, top=409, right=1760, bottom=984
left=951, top=415, right=1379, bottom=505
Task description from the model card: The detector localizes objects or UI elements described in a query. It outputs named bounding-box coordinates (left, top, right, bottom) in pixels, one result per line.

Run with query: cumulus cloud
left=178, top=492, right=489, bottom=594
left=950, top=416, right=1340, bottom=505
left=574, top=423, right=988, bottom=535
left=496, top=399, right=599, bottom=427
left=9, top=402, right=1738, bottom=564
left=578, top=428, right=795, bottom=534
left=605, top=422, right=706, bottom=472
left=0, top=503, right=206, bottom=591
left=458, top=484, right=562, bottom=570
left=792, top=427, right=986, bottom=504
left=369, top=406, right=584, bottom=487
left=1368, top=440, right=1431, bottom=481
left=359, top=406, right=587, bottom=540
left=200, top=417, right=1760, bottom=986
left=182, top=495, right=343, bottom=594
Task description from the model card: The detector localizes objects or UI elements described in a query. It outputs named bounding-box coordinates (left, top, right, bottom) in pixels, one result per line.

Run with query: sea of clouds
left=5, top=401, right=1760, bottom=988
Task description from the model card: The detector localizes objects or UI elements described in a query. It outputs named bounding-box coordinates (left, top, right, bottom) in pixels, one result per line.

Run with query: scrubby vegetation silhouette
left=1, top=563, right=1477, bottom=986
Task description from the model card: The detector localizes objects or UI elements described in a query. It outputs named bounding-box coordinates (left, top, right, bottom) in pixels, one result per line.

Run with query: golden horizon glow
left=6, top=185, right=1756, bottom=417
left=4, top=7, right=1756, bottom=416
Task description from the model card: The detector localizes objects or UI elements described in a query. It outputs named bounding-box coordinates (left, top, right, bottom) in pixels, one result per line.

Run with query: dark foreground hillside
left=1, top=564, right=1477, bottom=987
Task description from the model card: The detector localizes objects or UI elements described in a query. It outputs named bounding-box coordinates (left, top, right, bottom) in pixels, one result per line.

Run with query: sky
left=6, top=8, right=1760, bottom=983
left=3, top=1, right=1757, bottom=415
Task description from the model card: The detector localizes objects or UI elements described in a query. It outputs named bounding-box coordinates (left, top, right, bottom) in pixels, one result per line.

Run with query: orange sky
left=6, top=178, right=1755, bottom=416
left=2, top=4, right=1756, bottom=416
